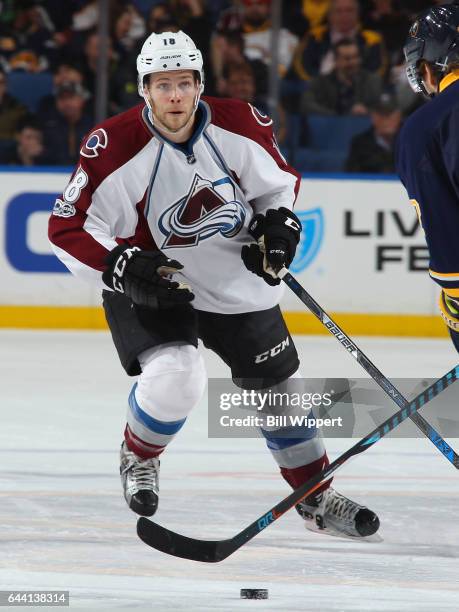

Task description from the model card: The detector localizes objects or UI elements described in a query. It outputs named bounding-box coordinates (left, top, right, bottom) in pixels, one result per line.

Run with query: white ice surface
left=0, top=331, right=458, bottom=611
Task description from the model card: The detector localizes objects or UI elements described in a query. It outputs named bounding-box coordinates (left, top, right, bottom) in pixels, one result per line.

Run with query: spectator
left=38, top=62, right=89, bottom=121
left=110, top=51, right=138, bottom=113
left=110, top=4, right=145, bottom=60
left=5, top=0, right=57, bottom=72
left=51, top=62, right=86, bottom=88
left=292, top=0, right=386, bottom=80
left=224, top=61, right=268, bottom=112
left=214, top=31, right=269, bottom=98
left=25, top=0, right=76, bottom=67
left=206, top=0, right=234, bottom=27
left=301, top=39, right=383, bottom=115
left=170, top=0, right=212, bottom=34
left=363, top=0, right=410, bottom=64
left=72, top=1, right=98, bottom=33
left=80, top=31, right=117, bottom=98
left=214, top=0, right=298, bottom=80
left=68, top=2, right=115, bottom=71
left=146, top=3, right=179, bottom=33
left=0, top=68, right=28, bottom=139
left=224, top=62, right=287, bottom=144
left=242, top=0, right=298, bottom=75
left=345, top=95, right=402, bottom=173
left=42, top=80, right=93, bottom=165
left=302, top=0, right=331, bottom=28
left=39, top=0, right=75, bottom=38
left=0, top=116, right=48, bottom=166
left=283, top=0, right=330, bottom=37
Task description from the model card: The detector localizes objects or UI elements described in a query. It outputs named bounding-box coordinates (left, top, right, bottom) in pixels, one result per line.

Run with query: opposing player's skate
left=296, top=487, right=380, bottom=539
left=120, top=441, right=159, bottom=516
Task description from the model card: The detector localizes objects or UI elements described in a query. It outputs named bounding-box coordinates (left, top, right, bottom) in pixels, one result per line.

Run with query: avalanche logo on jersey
left=290, top=208, right=324, bottom=273
left=158, top=174, right=246, bottom=249
left=80, top=128, right=108, bottom=158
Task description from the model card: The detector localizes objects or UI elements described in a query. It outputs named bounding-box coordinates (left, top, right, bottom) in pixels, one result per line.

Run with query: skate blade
left=304, top=521, right=383, bottom=543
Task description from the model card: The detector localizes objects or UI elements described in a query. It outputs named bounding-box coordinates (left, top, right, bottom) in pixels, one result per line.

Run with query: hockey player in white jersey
left=48, top=30, right=379, bottom=539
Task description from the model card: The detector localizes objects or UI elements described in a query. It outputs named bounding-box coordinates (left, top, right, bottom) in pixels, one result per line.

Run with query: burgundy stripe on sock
left=280, top=454, right=332, bottom=495
left=124, top=424, right=165, bottom=459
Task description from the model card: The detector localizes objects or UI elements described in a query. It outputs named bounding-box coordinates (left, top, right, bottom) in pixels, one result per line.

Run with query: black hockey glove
left=102, top=245, right=194, bottom=309
left=241, top=243, right=281, bottom=286
left=241, top=207, right=302, bottom=285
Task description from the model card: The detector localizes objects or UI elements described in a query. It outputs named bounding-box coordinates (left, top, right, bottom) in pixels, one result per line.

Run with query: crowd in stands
left=0, top=0, right=446, bottom=172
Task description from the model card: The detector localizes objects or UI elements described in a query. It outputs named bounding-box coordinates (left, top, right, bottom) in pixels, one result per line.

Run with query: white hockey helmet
left=136, top=30, right=204, bottom=97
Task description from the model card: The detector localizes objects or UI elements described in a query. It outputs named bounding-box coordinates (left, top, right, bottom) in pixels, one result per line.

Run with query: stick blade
left=136, top=518, right=231, bottom=562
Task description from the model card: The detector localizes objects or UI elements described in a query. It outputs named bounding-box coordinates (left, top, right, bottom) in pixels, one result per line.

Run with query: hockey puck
left=240, top=589, right=268, bottom=600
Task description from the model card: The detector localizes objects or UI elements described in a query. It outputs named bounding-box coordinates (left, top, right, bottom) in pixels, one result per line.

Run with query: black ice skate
left=120, top=441, right=159, bottom=517
left=296, top=487, right=380, bottom=539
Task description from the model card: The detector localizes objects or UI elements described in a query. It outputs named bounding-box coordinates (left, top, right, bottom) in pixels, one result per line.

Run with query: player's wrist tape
left=439, top=291, right=459, bottom=331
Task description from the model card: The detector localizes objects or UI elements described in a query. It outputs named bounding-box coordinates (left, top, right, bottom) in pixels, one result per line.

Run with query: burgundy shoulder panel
left=203, top=96, right=300, bottom=199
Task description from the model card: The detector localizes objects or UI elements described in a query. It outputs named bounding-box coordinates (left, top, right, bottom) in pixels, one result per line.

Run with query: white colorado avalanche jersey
left=48, top=97, right=300, bottom=314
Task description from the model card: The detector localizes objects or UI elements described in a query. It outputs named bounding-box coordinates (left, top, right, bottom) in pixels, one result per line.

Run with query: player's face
left=146, top=70, right=199, bottom=135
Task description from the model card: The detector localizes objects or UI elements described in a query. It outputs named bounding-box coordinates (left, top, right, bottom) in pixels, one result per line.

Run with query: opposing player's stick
left=137, top=364, right=458, bottom=561
left=277, top=267, right=459, bottom=468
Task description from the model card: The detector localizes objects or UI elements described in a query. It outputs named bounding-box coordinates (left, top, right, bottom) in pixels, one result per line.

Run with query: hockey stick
left=137, top=364, right=458, bottom=562
left=277, top=267, right=459, bottom=468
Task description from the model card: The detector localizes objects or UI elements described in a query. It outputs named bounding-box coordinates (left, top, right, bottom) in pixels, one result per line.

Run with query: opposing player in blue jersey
left=397, top=3, right=459, bottom=352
